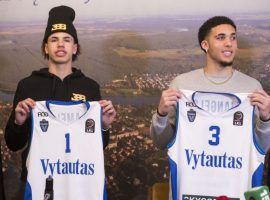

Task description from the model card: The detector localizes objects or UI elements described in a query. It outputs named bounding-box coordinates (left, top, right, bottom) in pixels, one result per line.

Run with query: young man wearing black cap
left=150, top=16, right=270, bottom=199
left=5, top=5, right=116, bottom=199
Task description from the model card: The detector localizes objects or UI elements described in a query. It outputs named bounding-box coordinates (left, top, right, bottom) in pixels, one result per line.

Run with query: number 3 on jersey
left=208, top=126, right=220, bottom=146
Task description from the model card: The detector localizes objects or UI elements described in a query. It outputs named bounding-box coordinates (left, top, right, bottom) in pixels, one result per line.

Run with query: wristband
left=157, top=108, right=168, bottom=117
left=102, top=127, right=110, bottom=132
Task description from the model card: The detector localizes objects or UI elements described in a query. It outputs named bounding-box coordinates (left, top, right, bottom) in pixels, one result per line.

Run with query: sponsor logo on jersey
left=233, top=111, right=243, bottom=126
left=187, top=109, right=196, bottom=122
left=38, top=112, right=49, bottom=117
left=71, top=93, right=86, bottom=101
left=183, top=194, right=240, bottom=200
left=186, top=102, right=197, bottom=108
left=85, top=119, right=95, bottom=133
left=40, top=119, right=49, bottom=132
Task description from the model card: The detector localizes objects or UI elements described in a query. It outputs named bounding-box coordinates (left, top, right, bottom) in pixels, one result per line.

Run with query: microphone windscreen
left=216, top=195, right=229, bottom=200
left=244, top=186, right=270, bottom=200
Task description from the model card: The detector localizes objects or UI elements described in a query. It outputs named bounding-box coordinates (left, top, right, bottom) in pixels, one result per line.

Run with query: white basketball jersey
left=168, top=90, right=265, bottom=200
left=24, top=101, right=106, bottom=200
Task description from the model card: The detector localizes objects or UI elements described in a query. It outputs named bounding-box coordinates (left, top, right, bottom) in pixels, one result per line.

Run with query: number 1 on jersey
left=65, top=133, right=71, bottom=153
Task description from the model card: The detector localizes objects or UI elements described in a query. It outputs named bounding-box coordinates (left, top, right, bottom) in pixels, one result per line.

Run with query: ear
left=45, top=43, right=49, bottom=54
left=201, top=40, right=209, bottom=53
left=73, top=43, right=78, bottom=55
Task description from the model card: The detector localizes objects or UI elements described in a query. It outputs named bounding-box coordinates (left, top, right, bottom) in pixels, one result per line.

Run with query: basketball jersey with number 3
left=24, top=100, right=107, bottom=200
left=168, top=90, right=265, bottom=200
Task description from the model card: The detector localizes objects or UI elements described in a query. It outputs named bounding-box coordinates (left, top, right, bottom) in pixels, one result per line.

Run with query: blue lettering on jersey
left=40, top=159, right=95, bottom=176
left=185, top=149, right=242, bottom=170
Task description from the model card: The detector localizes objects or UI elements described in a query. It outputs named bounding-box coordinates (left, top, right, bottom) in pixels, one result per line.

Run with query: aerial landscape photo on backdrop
left=1, top=0, right=270, bottom=198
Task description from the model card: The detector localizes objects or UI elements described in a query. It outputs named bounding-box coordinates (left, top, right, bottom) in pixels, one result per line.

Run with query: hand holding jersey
left=249, top=90, right=270, bottom=122
left=14, top=98, right=36, bottom=125
left=14, top=98, right=116, bottom=130
left=157, top=88, right=182, bottom=116
left=25, top=101, right=106, bottom=199
left=99, top=100, right=116, bottom=129
left=154, top=87, right=270, bottom=199
left=168, top=90, right=265, bottom=199
left=157, top=88, right=270, bottom=122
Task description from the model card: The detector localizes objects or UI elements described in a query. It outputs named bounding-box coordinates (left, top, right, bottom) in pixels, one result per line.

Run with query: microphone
left=244, top=186, right=270, bottom=200
left=216, top=196, right=229, bottom=200
left=44, top=175, right=54, bottom=200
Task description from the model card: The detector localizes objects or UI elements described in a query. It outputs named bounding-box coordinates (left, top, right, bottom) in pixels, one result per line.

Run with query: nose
left=57, top=40, right=64, bottom=47
left=224, top=37, right=232, bottom=47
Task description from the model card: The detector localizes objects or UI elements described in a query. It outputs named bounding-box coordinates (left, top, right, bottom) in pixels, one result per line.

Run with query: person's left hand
left=249, top=90, right=270, bottom=121
left=99, top=100, right=116, bottom=129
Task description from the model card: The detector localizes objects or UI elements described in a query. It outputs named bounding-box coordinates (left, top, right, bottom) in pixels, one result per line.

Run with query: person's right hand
left=15, top=98, right=36, bottom=125
left=157, top=88, right=182, bottom=116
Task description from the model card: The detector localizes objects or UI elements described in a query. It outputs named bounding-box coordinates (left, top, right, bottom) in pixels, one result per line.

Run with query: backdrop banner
left=0, top=0, right=270, bottom=199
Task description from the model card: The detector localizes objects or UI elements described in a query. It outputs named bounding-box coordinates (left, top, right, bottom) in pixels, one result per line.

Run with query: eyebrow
left=49, top=36, right=72, bottom=40
left=63, top=36, right=72, bottom=40
left=215, top=32, right=236, bottom=37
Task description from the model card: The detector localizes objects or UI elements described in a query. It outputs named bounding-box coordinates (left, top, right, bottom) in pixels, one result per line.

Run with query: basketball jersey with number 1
left=168, top=90, right=265, bottom=200
left=24, top=100, right=107, bottom=200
